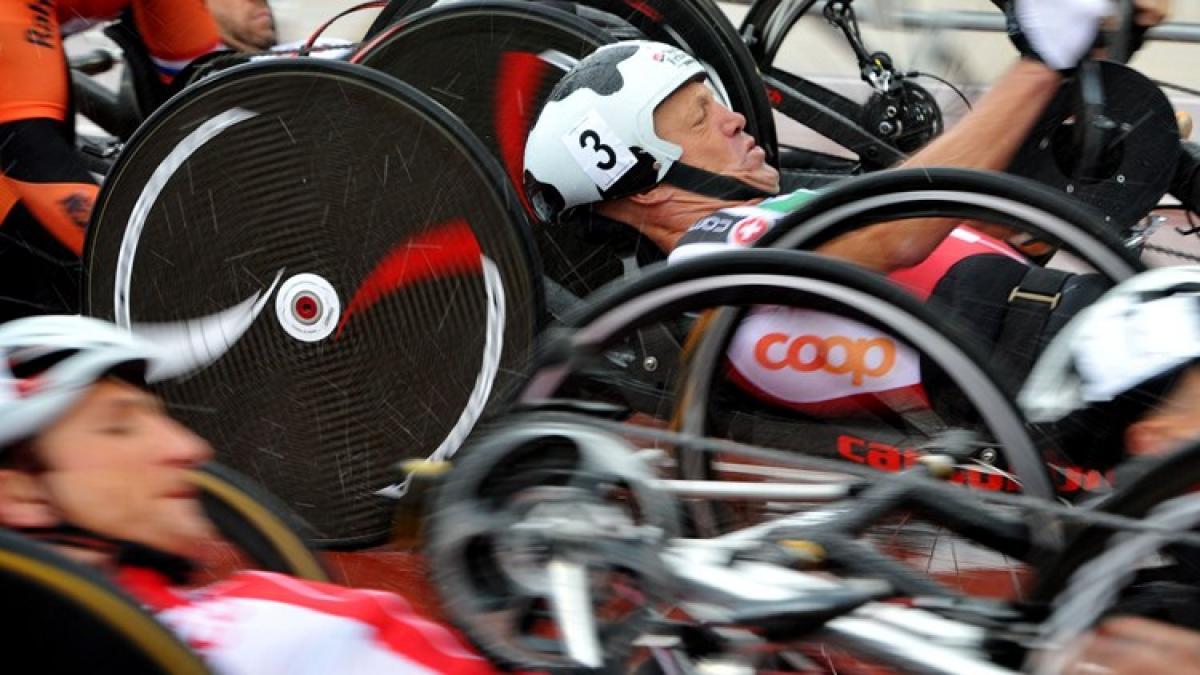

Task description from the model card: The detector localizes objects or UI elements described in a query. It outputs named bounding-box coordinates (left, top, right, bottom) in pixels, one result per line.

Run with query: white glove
left=1014, top=0, right=1113, bottom=70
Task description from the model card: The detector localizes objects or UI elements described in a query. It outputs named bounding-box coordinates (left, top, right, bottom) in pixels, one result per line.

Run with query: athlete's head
left=523, top=41, right=779, bottom=227
left=207, top=0, right=277, bottom=53
left=1021, top=266, right=1200, bottom=466
left=0, top=316, right=216, bottom=562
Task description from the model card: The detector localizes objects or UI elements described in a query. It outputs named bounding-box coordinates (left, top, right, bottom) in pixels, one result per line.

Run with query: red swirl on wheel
left=335, top=219, right=484, bottom=339
left=494, top=51, right=551, bottom=219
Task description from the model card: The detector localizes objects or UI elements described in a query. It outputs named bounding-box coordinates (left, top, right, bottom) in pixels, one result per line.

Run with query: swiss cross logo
left=652, top=52, right=664, bottom=62
left=731, top=216, right=770, bottom=246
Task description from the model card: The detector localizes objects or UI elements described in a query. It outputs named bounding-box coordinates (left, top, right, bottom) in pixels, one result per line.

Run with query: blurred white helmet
left=523, top=40, right=769, bottom=222
left=0, top=303, right=260, bottom=451
left=1020, top=265, right=1200, bottom=423
left=0, top=315, right=172, bottom=450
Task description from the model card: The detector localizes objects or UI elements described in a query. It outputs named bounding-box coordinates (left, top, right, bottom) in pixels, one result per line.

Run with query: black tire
left=1028, top=441, right=1200, bottom=672
left=757, top=168, right=1143, bottom=281
left=82, top=59, right=541, bottom=547
left=0, top=528, right=208, bottom=674
left=192, top=463, right=330, bottom=581
left=352, top=1, right=621, bottom=305
left=514, top=249, right=1053, bottom=505
left=674, top=169, right=1138, bottom=534
left=1032, top=440, right=1200, bottom=601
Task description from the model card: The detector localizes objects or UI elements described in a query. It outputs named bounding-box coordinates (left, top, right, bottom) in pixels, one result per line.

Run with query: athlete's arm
left=129, top=0, right=223, bottom=81
left=1067, top=617, right=1200, bottom=675
left=0, top=1, right=97, bottom=256
left=817, top=59, right=1061, bottom=274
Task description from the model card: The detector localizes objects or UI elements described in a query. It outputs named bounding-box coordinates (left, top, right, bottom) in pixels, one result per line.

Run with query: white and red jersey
left=117, top=567, right=498, bottom=675
left=670, top=191, right=1027, bottom=414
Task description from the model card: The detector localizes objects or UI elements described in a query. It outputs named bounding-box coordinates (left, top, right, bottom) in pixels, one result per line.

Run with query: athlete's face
left=207, top=0, right=276, bottom=52
left=654, top=81, right=781, bottom=195
left=0, top=380, right=217, bottom=560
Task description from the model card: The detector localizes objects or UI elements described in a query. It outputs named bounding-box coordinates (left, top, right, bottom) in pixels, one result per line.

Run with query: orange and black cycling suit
left=0, top=0, right=221, bottom=320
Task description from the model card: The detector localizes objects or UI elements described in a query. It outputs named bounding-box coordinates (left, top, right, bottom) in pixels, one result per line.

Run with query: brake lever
left=1104, top=0, right=1138, bottom=64
left=823, top=1, right=876, bottom=76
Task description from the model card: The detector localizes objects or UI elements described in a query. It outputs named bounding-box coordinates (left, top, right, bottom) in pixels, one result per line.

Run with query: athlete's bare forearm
left=819, top=59, right=1063, bottom=274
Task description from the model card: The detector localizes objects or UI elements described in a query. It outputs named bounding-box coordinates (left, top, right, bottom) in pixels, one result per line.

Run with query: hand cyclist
left=1018, top=264, right=1200, bottom=673
left=0, top=1, right=224, bottom=323
left=1020, top=265, right=1200, bottom=468
left=0, top=314, right=500, bottom=674
left=206, top=0, right=276, bottom=53
left=523, top=0, right=1164, bottom=419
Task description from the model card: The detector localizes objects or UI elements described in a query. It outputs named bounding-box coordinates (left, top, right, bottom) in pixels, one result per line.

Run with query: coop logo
left=754, top=333, right=897, bottom=386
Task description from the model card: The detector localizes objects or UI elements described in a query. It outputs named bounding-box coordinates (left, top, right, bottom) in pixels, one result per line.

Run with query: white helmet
left=523, top=40, right=770, bottom=222
left=0, top=315, right=172, bottom=450
left=1020, top=266, right=1200, bottom=422
left=1019, top=266, right=1200, bottom=464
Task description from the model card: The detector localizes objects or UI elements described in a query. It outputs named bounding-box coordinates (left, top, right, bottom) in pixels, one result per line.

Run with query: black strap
left=996, top=266, right=1075, bottom=383
left=663, top=162, right=773, bottom=202
left=21, top=524, right=194, bottom=583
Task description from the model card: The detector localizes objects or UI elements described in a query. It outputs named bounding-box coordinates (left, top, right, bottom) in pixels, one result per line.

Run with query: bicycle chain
left=1143, top=242, right=1200, bottom=264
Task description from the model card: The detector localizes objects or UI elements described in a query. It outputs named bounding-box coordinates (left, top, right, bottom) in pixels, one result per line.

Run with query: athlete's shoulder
left=670, top=189, right=820, bottom=264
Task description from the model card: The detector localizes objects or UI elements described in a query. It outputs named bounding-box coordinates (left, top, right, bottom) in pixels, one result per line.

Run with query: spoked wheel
left=83, top=60, right=541, bottom=547
left=676, top=169, right=1142, bottom=540
left=516, top=248, right=1054, bottom=522
left=426, top=414, right=679, bottom=673
left=754, top=168, right=1143, bottom=280
left=741, top=0, right=969, bottom=170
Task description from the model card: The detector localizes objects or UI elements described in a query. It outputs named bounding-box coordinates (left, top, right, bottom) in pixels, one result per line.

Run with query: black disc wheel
left=352, top=1, right=625, bottom=301
left=1008, top=60, right=1180, bottom=235
left=353, top=0, right=611, bottom=212
left=83, top=60, right=541, bottom=547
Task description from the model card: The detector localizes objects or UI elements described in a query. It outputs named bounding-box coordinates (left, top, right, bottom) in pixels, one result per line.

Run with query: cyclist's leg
left=129, top=0, right=222, bottom=81
left=0, top=0, right=94, bottom=257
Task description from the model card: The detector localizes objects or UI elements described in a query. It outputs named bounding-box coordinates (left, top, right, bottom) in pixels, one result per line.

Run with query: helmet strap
left=662, top=162, right=774, bottom=202
left=21, top=523, right=195, bottom=583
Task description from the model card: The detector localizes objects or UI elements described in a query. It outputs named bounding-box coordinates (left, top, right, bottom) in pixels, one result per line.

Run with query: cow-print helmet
left=523, top=41, right=765, bottom=223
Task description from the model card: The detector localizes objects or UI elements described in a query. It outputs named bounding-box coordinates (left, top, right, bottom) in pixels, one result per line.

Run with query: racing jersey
left=669, top=189, right=1027, bottom=416
left=117, top=567, right=498, bottom=675
left=0, top=0, right=222, bottom=319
